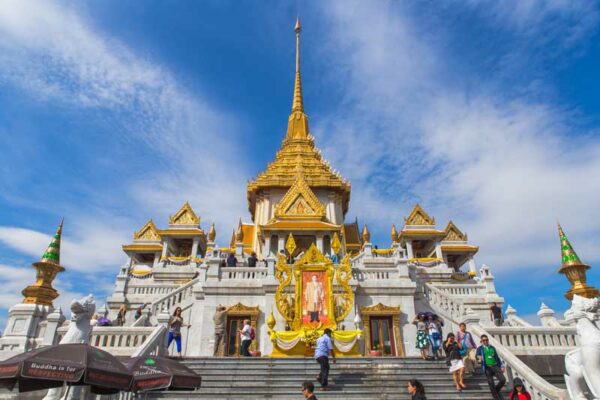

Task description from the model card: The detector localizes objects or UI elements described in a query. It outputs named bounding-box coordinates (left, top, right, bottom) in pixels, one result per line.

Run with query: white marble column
left=316, top=234, right=324, bottom=253
left=405, top=240, right=414, bottom=259
left=191, top=237, right=200, bottom=258
left=263, top=235, right=271, bottom=258
left=467, top=256, right=477, bottom=275
left=278, top=235, right=285, bottom=254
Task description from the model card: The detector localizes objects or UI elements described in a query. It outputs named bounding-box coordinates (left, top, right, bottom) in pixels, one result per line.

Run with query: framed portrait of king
left=292, top=258, right=336, bottom=330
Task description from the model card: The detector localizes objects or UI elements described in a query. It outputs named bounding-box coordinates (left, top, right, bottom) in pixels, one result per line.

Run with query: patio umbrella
left=0, top=343, right=132, bottom=394
left=123, top=355, right=201, bottom=392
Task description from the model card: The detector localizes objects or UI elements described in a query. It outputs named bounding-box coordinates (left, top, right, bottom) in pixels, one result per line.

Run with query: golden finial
left=362, top=224, right=371, bottom=243
left=391, top=224, right=399, bottom=243
left=331, top=232, right=342, bottom=255
left=292, top=17, right=304, bottom=113
left=208, top=223, right=216, bottom=242
left=557, top=223, right=599, bottom=300
left=267, top=310, right=276, bottom=331
left=235, top=219, right=244, bottom=243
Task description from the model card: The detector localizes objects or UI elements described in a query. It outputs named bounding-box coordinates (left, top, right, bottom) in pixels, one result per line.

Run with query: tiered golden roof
left=247, top=18, right=350, bottom=218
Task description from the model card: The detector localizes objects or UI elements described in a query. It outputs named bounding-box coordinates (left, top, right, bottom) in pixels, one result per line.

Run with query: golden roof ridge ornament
left=286, top=17, right=309, bottom=140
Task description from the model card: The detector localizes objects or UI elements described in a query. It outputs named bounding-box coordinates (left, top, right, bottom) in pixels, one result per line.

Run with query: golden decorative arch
left=169, top=202, right=200, bottom=225
left=274, top=174, right=326, bottom=220
left=133, top=219, right=161, bottom=241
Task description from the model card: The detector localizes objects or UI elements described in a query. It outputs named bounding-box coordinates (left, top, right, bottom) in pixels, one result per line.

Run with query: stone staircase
left=149, top=357, right=498, bottom=399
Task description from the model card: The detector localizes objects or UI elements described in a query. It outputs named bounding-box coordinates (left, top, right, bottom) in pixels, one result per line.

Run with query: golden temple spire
left=391, top=224, right=399, bottom=243
left=285, top=17, right=310, bottom=140
left=292, top=17, right=303, bottom=113
left=362, top=224, right=371, bottom=243
left=208, top=223, right=216, bottom=242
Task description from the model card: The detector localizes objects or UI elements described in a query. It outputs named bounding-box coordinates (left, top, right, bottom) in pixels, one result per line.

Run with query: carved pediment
left=404, top=204, right=435, bottom=226
left=444, top=221, right=468, bottom=241
left=360, top=302, right=400, bottom=315
left=274, top=174, right=326, bottom=220
left=295, top=243, right=331, bottom=265
left=133, top=220, right=161, bottom=241
left=169, top=202, right=200, bottom=225
left=227, top=302, right=260, bottom=316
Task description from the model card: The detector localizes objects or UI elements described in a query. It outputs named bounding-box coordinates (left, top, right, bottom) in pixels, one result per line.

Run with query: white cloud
left=317, top=1, right=600, bottom=275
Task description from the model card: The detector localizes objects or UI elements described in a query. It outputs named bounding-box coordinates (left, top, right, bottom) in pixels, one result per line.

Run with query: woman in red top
left=509, top=378, right=532, bottom=400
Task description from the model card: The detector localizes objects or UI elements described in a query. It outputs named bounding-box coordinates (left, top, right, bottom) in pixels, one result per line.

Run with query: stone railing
left=423, top=282, right=568, bottom=400
left=56, top=326, right=157, bottom=357
left=220, top=267, right=268, bottom=280
left=128, top=284, right=179, bottom=296
left=149, top=276, right=200, bottom=316
left=433, top=283, right=485, bottom=297
left=484, top=326, right=578, bottom=355
left=352, top=268, right=392, bottom=281
left=130, top=325, right=167, bottom=358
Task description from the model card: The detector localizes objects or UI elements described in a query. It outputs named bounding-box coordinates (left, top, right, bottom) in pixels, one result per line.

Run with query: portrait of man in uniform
left=302, top=271, right=327, bottom=325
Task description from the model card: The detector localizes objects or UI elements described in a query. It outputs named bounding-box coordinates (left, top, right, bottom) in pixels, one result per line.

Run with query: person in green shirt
left=476, top=335, right=506, bottom=400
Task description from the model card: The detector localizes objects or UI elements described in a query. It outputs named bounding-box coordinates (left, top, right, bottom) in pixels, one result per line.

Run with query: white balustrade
left=485, top=327, right=578, bottom=355
left=128, top=284, right=179, bottom=296
left=433, top=283, right=485, bottom=297
left=352, top=269, right=391, bottom=281
left=220, top=267, right=268, bottom=280
left=56, top=326, right=157, bottom=357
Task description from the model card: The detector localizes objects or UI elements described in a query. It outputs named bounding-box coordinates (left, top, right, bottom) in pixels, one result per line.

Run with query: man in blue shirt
left=314, top=328, right=336, bottom=391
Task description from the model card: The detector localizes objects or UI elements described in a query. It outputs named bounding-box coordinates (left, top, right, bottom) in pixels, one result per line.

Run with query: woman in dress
left=412, top=315, right=430, bottom=360
left=444, top=333, right=466, bottom=391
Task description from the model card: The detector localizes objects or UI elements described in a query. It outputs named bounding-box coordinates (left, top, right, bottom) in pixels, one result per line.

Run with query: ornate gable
left=404, top=204, right=435, bottom=226
left=444, top=221, right=468, bottom=241
left=169, top=202, right=200, bottom=225
left=133, top=220, right=161, bottom=241
left=274, top=174, right=326, bottom=220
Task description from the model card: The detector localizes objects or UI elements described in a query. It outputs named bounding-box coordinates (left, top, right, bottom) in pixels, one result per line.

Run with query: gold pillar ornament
left=362, top=224, right=370, bottom=243
left=285, top=233, right=297, bottom=256
left=391, top=224, right=399, bottom=243
left=267, top=310, right=276, bottom=331
left=331, top=232, right=342, bottom=256
left=208, top=223, right=216, bottom=242
left=557, top=223, right=599, bottom=300
left=22, top=219, right=66, bottom=306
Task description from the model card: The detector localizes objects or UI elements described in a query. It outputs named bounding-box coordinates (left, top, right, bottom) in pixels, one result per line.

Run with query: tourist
left=239, top=319, right=252, bottom=357
left=412, top=314, right=430, bottom=360
left=116, top=304, right=127, bottom=326
left=134, top=303, right=147, bottom=320
left=247, top=251, right=258, bottom=267
left=407, top=379, right=427, bottom=400
left=90, top=313, right=99, bottom=326
left=213, top=305, right=227, bottom=356
left=226, top=252, right=238, bottom=268
left=302, top=380, right=318, bottom=399
left=314, top=328, right=336, bottom=391
left=427, top=315, right=442, bottom=360
left=490, top=302, right=504, bottom=326
left=373, top=245, right=379, bottom=257
left=509, top=378, right=531, bottom=400
left=476, top=334, right=506, bottom=400
left=97, top=312, right=111, bottom=326
left=456, top=322, right=477, bottom=375
left=168, top=307, right=188, bottom=358
left=444, top=333, right=466, bottom=391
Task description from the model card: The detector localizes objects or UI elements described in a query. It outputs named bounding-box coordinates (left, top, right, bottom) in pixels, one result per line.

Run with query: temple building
left=0, top=19, right=598, bottom=400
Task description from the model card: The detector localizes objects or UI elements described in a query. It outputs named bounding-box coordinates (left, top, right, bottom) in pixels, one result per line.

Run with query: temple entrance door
left=369, top=316, right=395, bottom=356
left=225, top=316, right=248, bottom=357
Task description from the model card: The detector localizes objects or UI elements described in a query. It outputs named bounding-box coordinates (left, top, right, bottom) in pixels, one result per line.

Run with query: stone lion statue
left=43, top=295, right=95, bottom=400
left=564, top=295, right=600, bottom=400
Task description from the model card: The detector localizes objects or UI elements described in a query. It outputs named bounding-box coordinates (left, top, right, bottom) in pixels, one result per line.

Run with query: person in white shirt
left=239, top=319, right=252, bottom=357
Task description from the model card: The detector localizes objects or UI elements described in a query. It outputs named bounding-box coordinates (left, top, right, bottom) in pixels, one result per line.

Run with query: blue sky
left=0, top=0, right=599, bottom=326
